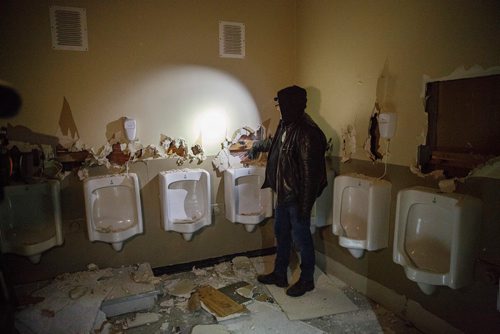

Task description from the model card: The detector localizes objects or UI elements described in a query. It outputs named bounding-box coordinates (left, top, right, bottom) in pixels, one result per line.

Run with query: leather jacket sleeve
left=247, top=137, right=273, bottom=160
left=297, top=124, right=327, bottom=219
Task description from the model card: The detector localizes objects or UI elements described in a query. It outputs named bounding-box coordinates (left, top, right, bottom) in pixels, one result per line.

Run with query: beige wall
left=296, top=0, right=500, bottom=166
left=0, top=0, right=296, bottom=152
left=0, top=0, right=295, bottom=278
left=2, top=1, right=500, bottom=332
left=296, top=1, right=500, bottom=332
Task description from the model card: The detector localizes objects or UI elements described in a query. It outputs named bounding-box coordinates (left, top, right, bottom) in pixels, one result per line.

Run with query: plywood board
left=197, top=285, right=247, bottom=318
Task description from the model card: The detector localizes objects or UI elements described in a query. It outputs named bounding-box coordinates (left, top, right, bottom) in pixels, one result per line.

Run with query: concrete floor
left=7, top=256, right=423, bottom=334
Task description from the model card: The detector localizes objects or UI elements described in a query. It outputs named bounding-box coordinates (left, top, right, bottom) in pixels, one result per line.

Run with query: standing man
left=247, top=85, right=328, bottom=297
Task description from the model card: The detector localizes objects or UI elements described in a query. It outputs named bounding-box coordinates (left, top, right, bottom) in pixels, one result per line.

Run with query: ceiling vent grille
left=50, top=6, right=88, bottom=51
left=219, top=21, right=245, bottom=59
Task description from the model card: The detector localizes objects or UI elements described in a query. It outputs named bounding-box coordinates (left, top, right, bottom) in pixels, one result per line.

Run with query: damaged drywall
left=467, top=156, right=500, bottom=180
left=212, top=125, right=266, bottom=173
left=363, top=103, right=383, bottom=161
left=421, top=65, right=500, bottom=99
left=413, top=65, right=500, bottom=176
left=409, top=164, right=445, bottom=179
left=341, top=125, right=356, bottom=163
left=53, top=100, right=270, bottom=178
left=361, top=61, right=397, bottom=163
left=411, top=156, right=500, bottom=194
left=56, top=97, right=81, bottom=150
left=54, top=98, right=209, bottom=178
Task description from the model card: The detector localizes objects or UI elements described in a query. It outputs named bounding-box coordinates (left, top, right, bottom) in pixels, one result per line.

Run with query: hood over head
left=276, top=85, right=307, bottom=125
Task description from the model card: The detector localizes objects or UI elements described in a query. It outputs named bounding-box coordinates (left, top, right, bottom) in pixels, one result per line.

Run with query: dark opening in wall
left=418, top=74, right=500, bottom=177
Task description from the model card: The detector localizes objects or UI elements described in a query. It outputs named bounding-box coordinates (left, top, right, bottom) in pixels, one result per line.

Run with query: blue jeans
left=273, top=202, right=315, bottom=282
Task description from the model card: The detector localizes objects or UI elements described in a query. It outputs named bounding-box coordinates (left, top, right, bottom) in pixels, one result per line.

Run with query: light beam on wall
left=114, top=65, right=261, bottom=155
left=196, top=108, right=228, bottom=154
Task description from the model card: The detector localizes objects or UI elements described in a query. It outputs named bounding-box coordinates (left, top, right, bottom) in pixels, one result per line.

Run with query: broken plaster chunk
left=192, top=266, right=208, bottom=276
left=166, top=279, right=197, bottom=298
left=69, top=285, right=89, bottom=300
left=160, top=298, right=174, bottom=308
left=191, top=144, right=203, bottom=156
left=77, top=168, right=89, bottom=180
left=409, top=165, right=445, bottom=179
left=130, top=263, right=154, bottom=283
left=139, top=144, right=159, bottom=160
left=341, top=125, right=357, bottom=163
left=236, top=284, right=255, bottom=299
left=87, top=263, right=99, bottom=271
left=123, top=312, right=160, bottom=329
left=159, top=320, right=170, bottom=333
left=175, top=298, right=190, bottom=312
left=214, top=262, right=234, bottom=279
left=212, top=147, right=242, bottom=173
left=438, top=178, right=457, bottom=193
left=232, top=256, right=252, bottom=270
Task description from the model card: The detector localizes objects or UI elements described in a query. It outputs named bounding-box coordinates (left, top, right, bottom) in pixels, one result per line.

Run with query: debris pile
left=14, top=257, right=275, bottom=333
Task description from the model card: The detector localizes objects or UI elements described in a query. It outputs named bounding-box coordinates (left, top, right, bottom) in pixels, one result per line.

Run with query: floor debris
left=122, top=312, right=160, bottom=329
left=13, top=256, right=422, bottom=334
left=191, top=323, right=230, bottom=334
left=165, top=279, right=197, bottom=298
left=219, top=281, right=253, bottom=304
left=198, top=285, right=248, bottom=320
left=251, top=256, right=358, bottom=321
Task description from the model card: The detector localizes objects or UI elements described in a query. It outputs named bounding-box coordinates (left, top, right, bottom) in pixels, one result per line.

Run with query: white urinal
left=159, top=169, right=211, bottom=241
left=83, top=173, right=143, bottom=251
left=332, top=173, right=391, bottom=259
left=0, top=180, right=63, bottom=264
left=310, top=170, right=335, bottom=234
left=393, top=186, right=482, bottom=295
left=224, top=167, right=272, bottom=232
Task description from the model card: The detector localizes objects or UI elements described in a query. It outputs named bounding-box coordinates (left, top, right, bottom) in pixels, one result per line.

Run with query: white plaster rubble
left=341, top=124, right=357, bottom=163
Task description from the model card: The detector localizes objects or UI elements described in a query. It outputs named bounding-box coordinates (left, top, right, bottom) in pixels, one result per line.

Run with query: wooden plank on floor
left=197, top=285, right=247, bottom=318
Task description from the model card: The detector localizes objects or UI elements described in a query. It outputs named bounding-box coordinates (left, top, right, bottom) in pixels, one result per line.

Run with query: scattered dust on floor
left=13, top=256, right=422, bottom=334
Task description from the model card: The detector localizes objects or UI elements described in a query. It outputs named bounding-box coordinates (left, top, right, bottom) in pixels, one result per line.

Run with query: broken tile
left=192, top=324, right=230, bottom=334
left=218, top=281, right=253, bottom=305
left=123, top=312, right=160, bottom=329
left=235, top=284, right=254, bottom=299
left=15, top=256, right=420, bottom=334
left=251, top=257, right=358, bottom=321
left=221, top=301, right=325, bottom=334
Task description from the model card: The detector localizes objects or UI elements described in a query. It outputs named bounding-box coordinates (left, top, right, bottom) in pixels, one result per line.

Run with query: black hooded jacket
left=262, top=86, right=328, bottom=220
